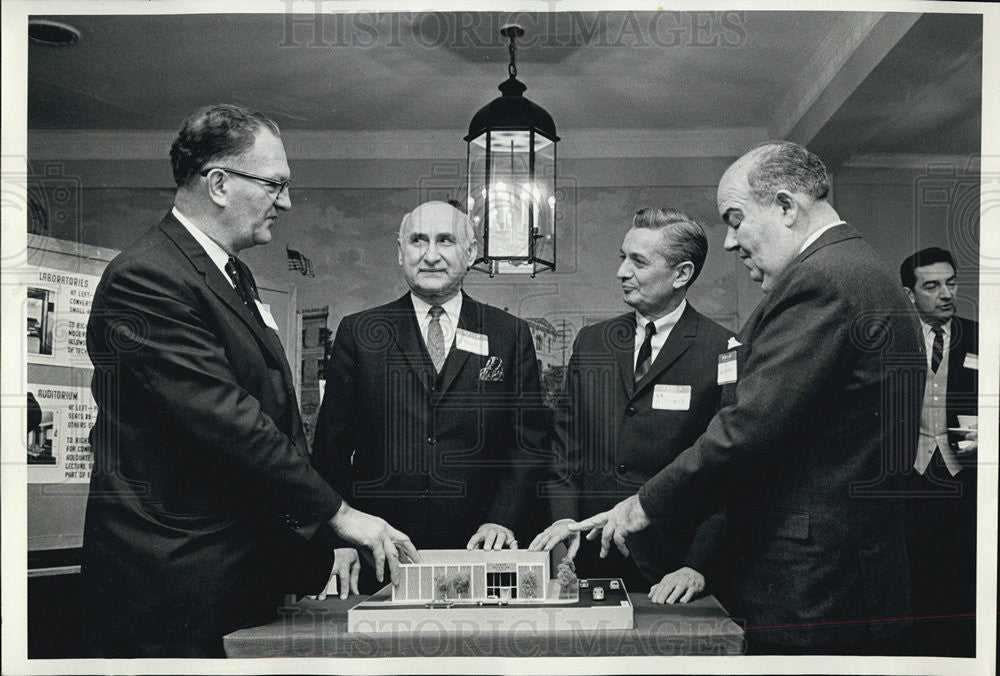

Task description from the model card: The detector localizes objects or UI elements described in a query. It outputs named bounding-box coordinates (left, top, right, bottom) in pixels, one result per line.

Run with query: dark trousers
left=902, top=448, right=977, bottom=657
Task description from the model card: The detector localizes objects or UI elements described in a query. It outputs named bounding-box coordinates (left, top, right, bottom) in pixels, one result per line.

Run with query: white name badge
left=652, top=384, right=691, bottom=411
left=256, top=300, right=280, bottom=332
left=964, top=353, right=978, bottom=370
left=718, top=351, right=737, bottom=385
left=455, top=328, right=489, bottom=355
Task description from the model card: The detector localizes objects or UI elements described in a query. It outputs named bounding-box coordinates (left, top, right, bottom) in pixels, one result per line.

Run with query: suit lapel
left=634, top=303, right=697, bottom=395
left=609, top=313, right=637, bottom=399
left=387, top=293, right=436, bottom=394
left=159, top=214, right=288, bottom=370
left=436, top=292, right=478, bottom=396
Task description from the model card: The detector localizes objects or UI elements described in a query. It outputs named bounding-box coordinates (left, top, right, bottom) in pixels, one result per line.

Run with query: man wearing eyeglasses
left=81, top=104, right=418, bottom=658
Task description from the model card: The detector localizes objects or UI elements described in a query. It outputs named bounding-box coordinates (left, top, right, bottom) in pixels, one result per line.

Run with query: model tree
left=519, top=570, right=540, bottom=599
left=556, top=556, right=578, bottom=600
left=450, top=570, right=471, bottom=598
left=435, top=574, right=450, bottom=600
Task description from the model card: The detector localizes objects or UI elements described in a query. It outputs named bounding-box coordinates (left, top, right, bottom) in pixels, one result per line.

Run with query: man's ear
left=466, top=240, right=478, bottom=269
left=775, top=190, right=797, bottom=226
left=672, top=261, right=695, bottom=289
left=397, top=240, right=404, bottom=266
left=204, top=169, right=229, bottom=208
left=903, top=286, right=915, bottom=305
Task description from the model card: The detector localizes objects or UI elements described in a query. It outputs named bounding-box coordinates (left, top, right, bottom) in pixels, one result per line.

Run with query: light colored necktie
left=634, top=321, right=656, bottom=382
left=427, top=305, right=446, bottom=372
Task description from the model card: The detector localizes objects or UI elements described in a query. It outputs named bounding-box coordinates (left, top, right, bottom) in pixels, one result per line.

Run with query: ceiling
left=26, top=9, right=983, bottom=166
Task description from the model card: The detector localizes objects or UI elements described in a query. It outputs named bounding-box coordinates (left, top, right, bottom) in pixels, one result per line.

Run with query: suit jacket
left=312, top=292, right=548, bottom=558
left=945, top=314, right=979, bottom=427
left=905, top=313, right=979, bottom=626
left=549, top=303, right=732, bottom=588
left=638, top=224, right=925, bottom=647
left=82, top=213, right=340, bottom=643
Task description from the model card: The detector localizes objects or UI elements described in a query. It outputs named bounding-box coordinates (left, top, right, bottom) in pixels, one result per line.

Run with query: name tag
left=455, top=328, right=489, bottom=355
left=256, top=300, right=280, bottom=331
left=964, top=353, right=978, bottom=370
left=718, top=351, right=737, bottom=384
left=652, top=384, right=691, bottom=410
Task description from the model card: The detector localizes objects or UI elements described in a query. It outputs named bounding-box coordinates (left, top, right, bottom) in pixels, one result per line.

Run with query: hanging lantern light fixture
left=465, top=24, right=559, bottom=276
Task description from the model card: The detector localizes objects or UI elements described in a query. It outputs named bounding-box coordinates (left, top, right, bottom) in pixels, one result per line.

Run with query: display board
left=22, top=234, right=300, bottom=562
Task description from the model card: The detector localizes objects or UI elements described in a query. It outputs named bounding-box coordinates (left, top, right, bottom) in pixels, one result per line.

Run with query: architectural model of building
left=347, top=549, right=633, bottom=633
left=390, top=549, right=555, bottom=603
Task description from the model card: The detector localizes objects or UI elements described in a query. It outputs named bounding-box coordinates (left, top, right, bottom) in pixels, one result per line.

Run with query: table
left=224, top=593, right=744, bottom=658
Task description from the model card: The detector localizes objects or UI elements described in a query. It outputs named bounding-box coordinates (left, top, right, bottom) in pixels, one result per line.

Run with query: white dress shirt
left=798, top=220, right=846, bottom=254
left=634, top=299, right=687, bottom=371
left=411, top=292, right=463, bottom=363
left=172, top=207, right=234, bottom=288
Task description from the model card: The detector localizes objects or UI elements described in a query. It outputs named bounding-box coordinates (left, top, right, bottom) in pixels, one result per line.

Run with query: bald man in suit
left=572, top=142, right=925, bottom=654
left=312, top=201, right=549, bottom=592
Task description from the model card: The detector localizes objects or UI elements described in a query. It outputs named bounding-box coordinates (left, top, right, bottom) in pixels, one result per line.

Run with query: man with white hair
left=312, top=201, right=548, bottom=592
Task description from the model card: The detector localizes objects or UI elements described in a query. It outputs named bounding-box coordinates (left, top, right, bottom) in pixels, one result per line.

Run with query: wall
left=27, top=155, right=982, bottom=343
left=834, top=164, right=981, bottom=320
left=29, top=177, right=753, bottom=346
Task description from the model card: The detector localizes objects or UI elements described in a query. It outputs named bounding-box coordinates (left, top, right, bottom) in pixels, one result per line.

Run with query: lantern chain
left=508, top=34, right=517, bottom=79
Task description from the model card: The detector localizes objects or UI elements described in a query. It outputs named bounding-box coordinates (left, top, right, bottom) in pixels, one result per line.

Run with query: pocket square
left=479, top=356, right=504, bottom=381
left=727, top=337, right=742, bottom=350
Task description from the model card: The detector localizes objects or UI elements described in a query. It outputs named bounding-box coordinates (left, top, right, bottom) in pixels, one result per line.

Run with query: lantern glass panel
left=467, top=128, right=557, bottom=274
left=532, top=134, right=556, bottom=268
left=486, top=130, right=533, bottom=260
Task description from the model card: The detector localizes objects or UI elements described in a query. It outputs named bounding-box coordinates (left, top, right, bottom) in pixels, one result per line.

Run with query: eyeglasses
left=199, top=166, right=290, bottom=196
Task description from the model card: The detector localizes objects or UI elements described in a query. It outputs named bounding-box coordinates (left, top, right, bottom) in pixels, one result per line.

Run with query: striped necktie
left=634, top=321, right=656, bottom=382
left=427, top=305, right=446, bottom=372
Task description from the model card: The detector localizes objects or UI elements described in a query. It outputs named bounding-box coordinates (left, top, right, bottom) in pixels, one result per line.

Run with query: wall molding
left=28, top=127, right=768, bottom=162
left=841, top=153, right=981, bottom=172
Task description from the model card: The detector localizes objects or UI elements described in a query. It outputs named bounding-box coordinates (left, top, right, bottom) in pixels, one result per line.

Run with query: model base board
left=348, top=578, right=633, bottom=633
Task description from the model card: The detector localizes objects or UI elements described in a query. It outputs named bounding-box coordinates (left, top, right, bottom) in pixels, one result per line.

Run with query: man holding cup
left=900, top=246, right=979, bottom=656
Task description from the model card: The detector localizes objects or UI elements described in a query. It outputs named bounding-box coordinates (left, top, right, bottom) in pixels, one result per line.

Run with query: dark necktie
left=427, top=305, right=446, bottom=373
left=225, top=256, right=265, bottom=326
left=634, top=321, right=656, bottom=382
left=930, top=324, right=944, bottom=373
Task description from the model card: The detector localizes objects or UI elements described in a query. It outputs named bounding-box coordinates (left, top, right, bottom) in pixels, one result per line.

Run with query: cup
left=956, top=415, right=978, bottom=430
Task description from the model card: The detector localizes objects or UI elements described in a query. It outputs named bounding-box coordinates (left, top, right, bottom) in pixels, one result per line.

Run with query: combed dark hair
left=745, top=141, right=830, bottom=203
left=169, top=104, right=280, bottom=187
left=632, top=207, right=709, bottom=287
left=900, top=247, right=956, bottom=289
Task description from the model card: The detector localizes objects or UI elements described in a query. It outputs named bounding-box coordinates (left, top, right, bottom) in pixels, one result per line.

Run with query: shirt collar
left=637, top=298, right=687, bottom=335
left=410, top=291, right=463, bottom=324
left=798, top=220, right=846, bottom=254
left=920, top=316, right=952, bottom=338
left=172, top=207, right=232, bottom=283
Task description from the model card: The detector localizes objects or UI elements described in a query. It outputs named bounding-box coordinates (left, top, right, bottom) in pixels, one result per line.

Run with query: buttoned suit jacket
left=549, top=303, right=732, bottom=587
left=82, top=213, right=340, bottom=643
left=312, top=292, right=548, bottom=558
left=638, top=224, right=926, bottom=647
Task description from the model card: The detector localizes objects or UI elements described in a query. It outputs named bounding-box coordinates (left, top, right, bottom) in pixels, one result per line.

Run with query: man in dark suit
left=900, top=246, right=978, bottom=656
left=572, top=141, right=925, bottom=654
left=529, top=207, right=732, bottom=604
left=311, top=201, right=548, bottom=591
left=82, top=104, right=417, bottom=657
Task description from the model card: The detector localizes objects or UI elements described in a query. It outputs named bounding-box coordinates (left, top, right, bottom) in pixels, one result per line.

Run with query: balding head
left=397, top=201, right=478, bottom=304
left=718, top=141, right=840, bottom=292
